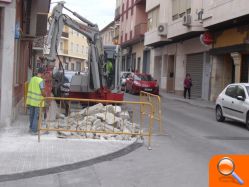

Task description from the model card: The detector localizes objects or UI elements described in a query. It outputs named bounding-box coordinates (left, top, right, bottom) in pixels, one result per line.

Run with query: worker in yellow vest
left=26, top=67, right=46, bottom=134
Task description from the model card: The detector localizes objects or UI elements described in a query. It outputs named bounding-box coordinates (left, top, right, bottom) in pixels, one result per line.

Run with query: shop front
left=210, top=27, right=249, bottom=101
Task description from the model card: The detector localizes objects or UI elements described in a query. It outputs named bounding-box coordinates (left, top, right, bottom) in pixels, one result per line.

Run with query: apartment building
left=100, top=21, right=115, bottom=46
left=119, top=0, right=147, bottom=73
left=0, top=0, right=50, bottom=126
left=56, top=26, right=88, bottom=72
left=145, top=0, right=249, bottom=101
left=202, top=0, right=249, bottom=101
left=145, top=0, right=210, bottom=99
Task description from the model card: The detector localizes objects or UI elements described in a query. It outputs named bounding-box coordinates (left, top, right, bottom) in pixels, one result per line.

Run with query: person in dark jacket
left=184, top=73, right=192, bottom=99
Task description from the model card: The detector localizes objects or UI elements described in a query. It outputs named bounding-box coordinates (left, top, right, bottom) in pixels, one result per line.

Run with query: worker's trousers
left=29, top=106, right=39, bottom=133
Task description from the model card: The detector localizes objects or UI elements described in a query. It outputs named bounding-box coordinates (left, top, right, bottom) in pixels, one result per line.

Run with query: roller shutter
left=186, top=53, right=203, bottom=98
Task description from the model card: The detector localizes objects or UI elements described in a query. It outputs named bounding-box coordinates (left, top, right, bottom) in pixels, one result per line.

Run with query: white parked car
left=215, top=83, right=249, bottom=130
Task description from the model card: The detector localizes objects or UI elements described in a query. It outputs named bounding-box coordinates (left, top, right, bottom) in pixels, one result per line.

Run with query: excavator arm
left=45, top=1, right=106, bottom=91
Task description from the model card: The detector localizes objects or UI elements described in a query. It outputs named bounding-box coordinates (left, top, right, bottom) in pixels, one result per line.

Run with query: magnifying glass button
left=217, top=158, right=244, bottom=185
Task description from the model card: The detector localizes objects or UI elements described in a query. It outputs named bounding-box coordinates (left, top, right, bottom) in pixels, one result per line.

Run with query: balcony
left=61, top=32, right=69, bottom=38
left=121, top=23, right=147, bottom=48
left=135, top=0, right=145, bottom=5
left=144, top=29, right=170, bottom=47
left=134, top=23, right=147, bottom=38
left=115, top=6, right=121, bottom=21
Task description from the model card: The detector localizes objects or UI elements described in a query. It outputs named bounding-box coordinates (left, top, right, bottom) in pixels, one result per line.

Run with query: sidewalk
left=160, top=90, right=215, bottom=110
left=0, top=115, right=139, bottom=180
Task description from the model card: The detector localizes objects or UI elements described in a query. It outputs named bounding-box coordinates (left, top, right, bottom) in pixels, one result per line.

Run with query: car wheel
left=216, top=106, right=225, bottom=122
left=246, top=113, right=249, bottom=131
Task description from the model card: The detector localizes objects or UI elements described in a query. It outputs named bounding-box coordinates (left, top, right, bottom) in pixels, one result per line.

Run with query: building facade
left=57, top=26, right=88, bottom=72
left=145, top=0, right=208, bottom=98
left=100, top=21, right=115, bottom=46
left=202, top=0, right=249, bottom=101
left=0, top=0, right=50, bottom=126
left=43, top=15, right=88, bottom=73
left=119, top=0, right=147, bottom=73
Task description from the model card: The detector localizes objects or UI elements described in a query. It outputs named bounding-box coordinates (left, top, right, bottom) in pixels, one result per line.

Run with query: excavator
left=42, top=1, right=123, bottom=101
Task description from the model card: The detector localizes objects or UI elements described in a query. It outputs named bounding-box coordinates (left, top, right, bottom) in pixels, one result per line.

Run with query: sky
left=50, top=0, right=116, bottom=30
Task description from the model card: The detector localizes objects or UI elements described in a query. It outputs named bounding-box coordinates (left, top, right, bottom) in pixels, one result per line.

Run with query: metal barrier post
left=139, top=91, right=164, bottom=135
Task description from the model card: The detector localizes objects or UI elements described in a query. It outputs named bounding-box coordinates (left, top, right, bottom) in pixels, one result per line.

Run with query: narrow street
left=1, top=93, right=249, bottom=187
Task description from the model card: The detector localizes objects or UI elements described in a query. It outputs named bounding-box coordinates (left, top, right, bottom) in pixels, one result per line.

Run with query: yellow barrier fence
left=140, top=91, right=163, bottom=135
left=38, top=97, right=154, bottom=149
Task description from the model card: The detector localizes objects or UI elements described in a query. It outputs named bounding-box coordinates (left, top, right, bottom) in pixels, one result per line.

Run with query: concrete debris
left=52, top=103, right=142, bottom=141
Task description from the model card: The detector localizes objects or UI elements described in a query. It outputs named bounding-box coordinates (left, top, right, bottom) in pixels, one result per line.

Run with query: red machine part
left=68, top=87, right=124, bottom=101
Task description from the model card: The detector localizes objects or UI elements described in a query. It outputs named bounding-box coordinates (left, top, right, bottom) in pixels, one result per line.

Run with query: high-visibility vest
left=26, top=76, right=44, bottom=107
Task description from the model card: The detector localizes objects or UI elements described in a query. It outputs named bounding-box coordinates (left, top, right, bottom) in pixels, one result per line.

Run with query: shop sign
left=0, top=0, right=12, bottom=3
left=200, top=32, right=213, bottom=46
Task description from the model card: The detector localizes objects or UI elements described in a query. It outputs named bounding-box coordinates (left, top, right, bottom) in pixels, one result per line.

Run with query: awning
left=209, top=44, right=249, bottom=55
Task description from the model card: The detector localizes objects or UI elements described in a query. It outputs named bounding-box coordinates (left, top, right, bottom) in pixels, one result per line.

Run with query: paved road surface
left=1, top=93, right=249, bottom=187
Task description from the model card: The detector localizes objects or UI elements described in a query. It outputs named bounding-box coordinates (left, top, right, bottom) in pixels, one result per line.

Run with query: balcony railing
left=121, top=23, right=147, bottom=47
left=134, top=23, right=147, bottom=38
left=115, top=6, right=121, bottom=20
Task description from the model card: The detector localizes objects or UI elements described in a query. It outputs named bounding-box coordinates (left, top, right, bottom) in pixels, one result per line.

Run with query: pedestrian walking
left=26, top=67, right=46, bottom=134
left=184, top=73, right=192, bottom=99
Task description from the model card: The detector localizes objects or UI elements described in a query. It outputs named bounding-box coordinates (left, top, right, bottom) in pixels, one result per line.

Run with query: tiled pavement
left=0, top=115, right=136, bottom=176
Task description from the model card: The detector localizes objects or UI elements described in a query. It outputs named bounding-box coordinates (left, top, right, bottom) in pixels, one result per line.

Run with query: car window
left=136, top=74, right=153, bottom=81
left=125, top=73, right=131, bottom=78
left=134, top=75, right=141, bottom=81
left=225, top=85, right=237, bottom=98
left=236, top=86, right=246, bottom=98
left=245, top=86, right=249, bottom=96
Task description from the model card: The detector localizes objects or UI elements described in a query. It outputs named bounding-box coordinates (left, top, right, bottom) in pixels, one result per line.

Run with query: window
left=65, top=63, right=68, bottom=70
left=76, top=62, right=81, bottom=72
left=71, top=63, right=75, bottom=71
left=82, top=46, right=84, bottom=53
left=85, top=46, right=88, bottom=54
left=225, top=85, right=237, bottom=98
left=172, top=0, right=191, bottom=20
left=130, top=30, right=132, bottom=40
left=121, top=3, right=124, bottom=21
left=121, top=35, right=123, bottom=43
left=60, top=41, right=63, bottom=50
left=71, top=42, right=73, bottom=51
left=237, top=86, right=246, bottom=98
left=126, top=0, right=129, bottom=19
left=76, top=44, right=79, bottom=53
left=131, top=0, right=134, bottom=15
left=147, top=7, right=159, bottom=31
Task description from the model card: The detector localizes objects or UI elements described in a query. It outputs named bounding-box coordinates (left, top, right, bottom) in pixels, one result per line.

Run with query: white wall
left=146, top=0, right=160, bottom=12
left=145, top=0, right=205, bottom=45
left=0, top=0, right=16, bottom=126
left=203, top=0, right=249, bottom=27
left=149, top=37, right=210, bottom=92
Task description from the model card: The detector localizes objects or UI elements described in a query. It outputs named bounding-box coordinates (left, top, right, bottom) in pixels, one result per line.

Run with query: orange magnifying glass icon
left=217, top=157, right=244, bottom=185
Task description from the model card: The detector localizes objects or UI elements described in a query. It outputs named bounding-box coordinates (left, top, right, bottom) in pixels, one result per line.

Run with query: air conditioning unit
left=157, top=23, right=168, bottom=36
left=182, top=15, right=192, bottom=26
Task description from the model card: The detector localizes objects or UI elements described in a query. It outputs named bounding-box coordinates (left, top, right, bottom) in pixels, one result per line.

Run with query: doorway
left=153, top=56, right=162, bottom=86
left=167, top=55, right=175, bottom=92
left=143, top=50, right=150, bottom=73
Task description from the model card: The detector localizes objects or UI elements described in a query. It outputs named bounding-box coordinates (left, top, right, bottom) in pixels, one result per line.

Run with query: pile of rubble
left=49, top=103, right=142, bottom=141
